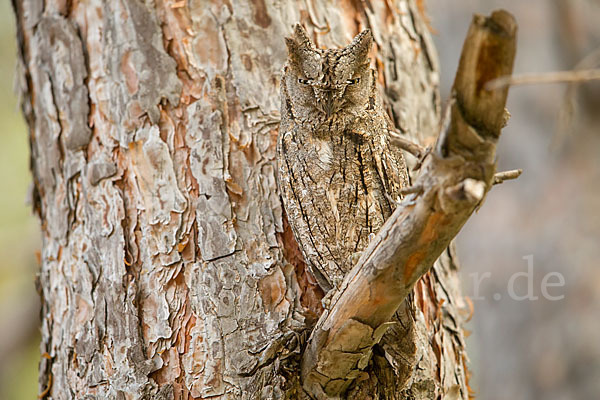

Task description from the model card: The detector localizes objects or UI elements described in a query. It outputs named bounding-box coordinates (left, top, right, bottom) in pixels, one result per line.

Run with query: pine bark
left=15, top=0, right=472, bottom=398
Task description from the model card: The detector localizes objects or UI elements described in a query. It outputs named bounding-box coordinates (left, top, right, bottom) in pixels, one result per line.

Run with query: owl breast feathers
left=277, top=24, right=408, bottom=291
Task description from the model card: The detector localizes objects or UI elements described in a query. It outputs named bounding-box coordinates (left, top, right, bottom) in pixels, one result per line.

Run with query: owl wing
left=361, top=113, right=409, bottom=219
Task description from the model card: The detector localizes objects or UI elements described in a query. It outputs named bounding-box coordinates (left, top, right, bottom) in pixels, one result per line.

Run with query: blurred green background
left=0, top=1, right=40, bottom=399
left=1, top=1, right=599, bottom=399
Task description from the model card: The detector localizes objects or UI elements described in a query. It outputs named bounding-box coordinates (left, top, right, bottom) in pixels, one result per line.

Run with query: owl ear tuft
left=285, top=24, right=318, bottom=71
left=286, top=24, right=314, bottom=55
left=284, top=37, right=298, bottom=55
left=292, top=24, right=314, bottom=49
left=345, top=29, right=373, bottom=64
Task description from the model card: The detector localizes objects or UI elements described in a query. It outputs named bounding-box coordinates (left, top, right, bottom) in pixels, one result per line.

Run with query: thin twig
left=486, top=69, right=600, bottom=90
left=388, top=130, right=427, bottom=159
left=385, top=185, right=424, bottom=205
left=553, top=47, right=600, bottom=150
left=493, top=169, right=522, bottom=185
left=439, top=95, right=455, bottom=135
left=400, top=185, right=424, bottom=196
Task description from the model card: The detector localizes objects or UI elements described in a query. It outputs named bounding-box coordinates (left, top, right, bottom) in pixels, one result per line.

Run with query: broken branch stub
left=301, top=10, right=517, bottom=398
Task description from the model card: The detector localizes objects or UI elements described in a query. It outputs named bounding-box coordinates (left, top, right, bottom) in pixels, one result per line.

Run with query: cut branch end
left=493, top=169, right=522, bottom=184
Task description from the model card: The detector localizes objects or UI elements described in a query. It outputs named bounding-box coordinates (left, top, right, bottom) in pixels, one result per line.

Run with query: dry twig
left=486, top=69, right=600, bottom=90
left=388, top=130, right=427, bottom=159
left=493, top=169, right=522, bottom=185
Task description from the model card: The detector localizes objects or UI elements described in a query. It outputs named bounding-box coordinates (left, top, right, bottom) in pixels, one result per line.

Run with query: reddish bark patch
left=250, top=0, right=272, bottom=28
left=241, top=54, right=253, bottom=71
left=403, top=248, right=426, bottom=286
left=419, top=211, right=445, bottom=245
left=258, top=267, right=287, bottom=312
left=120, top=50, right=139, bottom=95
left=404, top=212, right=446, bottom=285
left=194, top=15, right=228, bottom=73
left=475, top=38, right=503, bottom=95
left=279, top=212, right=324, bottom=321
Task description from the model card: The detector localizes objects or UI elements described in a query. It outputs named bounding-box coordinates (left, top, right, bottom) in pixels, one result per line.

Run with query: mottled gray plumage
left=277, top=24, right=408, bottom=291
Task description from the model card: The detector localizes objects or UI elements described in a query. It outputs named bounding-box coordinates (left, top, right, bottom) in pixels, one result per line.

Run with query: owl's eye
left=298, top=78, right=311, bottom=85
left=346, top=77, right=360, bottom=85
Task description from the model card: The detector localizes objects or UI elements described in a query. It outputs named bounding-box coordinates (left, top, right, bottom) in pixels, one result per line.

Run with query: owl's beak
left=324, top=101, right=334, bottom=117
left=323, top=91, right=334, bottom=117
left=316, top=86, right=340, bottom=116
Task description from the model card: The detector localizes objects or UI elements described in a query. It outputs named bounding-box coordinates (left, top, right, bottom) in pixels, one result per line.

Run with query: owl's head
left=283, top=24, right=373, bottom=120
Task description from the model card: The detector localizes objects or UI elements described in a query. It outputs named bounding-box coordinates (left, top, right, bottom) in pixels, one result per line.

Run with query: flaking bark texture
left=15, top=0, right=469, bottom=398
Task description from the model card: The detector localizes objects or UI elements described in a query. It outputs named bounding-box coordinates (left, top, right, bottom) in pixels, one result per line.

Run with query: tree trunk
left=14, top=0, right=476, bottom=398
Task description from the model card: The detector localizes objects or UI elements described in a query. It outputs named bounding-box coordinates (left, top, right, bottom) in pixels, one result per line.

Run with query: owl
left=277, top=24, right=408, bottom=292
